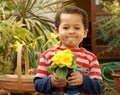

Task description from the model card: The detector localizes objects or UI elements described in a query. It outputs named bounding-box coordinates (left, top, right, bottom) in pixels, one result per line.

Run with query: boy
left=34, top=6, right=104, bottom=95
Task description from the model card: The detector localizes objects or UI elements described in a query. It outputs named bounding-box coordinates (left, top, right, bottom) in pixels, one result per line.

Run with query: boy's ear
left=54, top=28, right=59, bottom=36
left=84, top=29, right=88, bottom=38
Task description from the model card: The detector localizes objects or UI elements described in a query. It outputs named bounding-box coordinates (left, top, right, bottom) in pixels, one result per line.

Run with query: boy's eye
left=63, top=27, right=68, bottom=29
left=75, top=27, right=80, bottom=30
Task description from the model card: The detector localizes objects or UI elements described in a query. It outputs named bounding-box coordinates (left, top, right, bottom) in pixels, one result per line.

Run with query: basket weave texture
left=0, top=44, right=35, bottom=93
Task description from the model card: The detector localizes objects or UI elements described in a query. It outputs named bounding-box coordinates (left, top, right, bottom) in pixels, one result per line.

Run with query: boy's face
left=55, top=13, right=88, bottom=49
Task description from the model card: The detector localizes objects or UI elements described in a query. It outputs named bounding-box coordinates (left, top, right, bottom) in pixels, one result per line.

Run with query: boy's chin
left=65, top=44, right=78, bottom=48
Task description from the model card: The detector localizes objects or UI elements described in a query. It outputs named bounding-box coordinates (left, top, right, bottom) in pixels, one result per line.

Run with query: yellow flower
left=10, top=41, right=21, bottom=51
left=47, top=49, right=80, bottom=80
left=50, top=33, right=57, bottom=39
left=51, top=50, right=73, bottom=67
left=53, top=41, right=61, bottom=48
left=60, top=54, right=72, bottom=67
left=51, top=52, right=61, bottom=66
left=60, top=50, right=73, bottom=67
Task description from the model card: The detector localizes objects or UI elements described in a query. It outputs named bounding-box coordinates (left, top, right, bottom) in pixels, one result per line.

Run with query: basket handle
left=17, top=44, right=29, bottom=93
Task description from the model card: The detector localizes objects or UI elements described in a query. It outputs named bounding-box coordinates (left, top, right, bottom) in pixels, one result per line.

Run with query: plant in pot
left=0, top=20, right=35, bottom=74
left=96, top=0, right=120, bottom=93
left=0, top=0, right=73, bottom=74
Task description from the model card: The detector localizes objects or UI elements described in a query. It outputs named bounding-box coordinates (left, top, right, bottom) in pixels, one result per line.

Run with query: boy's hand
left=51, top=75, right=67, bottom=88
left=67, top=72, right=83, bottom=86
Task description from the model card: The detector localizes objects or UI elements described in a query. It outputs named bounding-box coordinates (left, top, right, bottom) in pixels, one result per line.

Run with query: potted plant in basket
left=0, top=0, right=73, bottom=74
left=0, top=20, right=34, bottom=74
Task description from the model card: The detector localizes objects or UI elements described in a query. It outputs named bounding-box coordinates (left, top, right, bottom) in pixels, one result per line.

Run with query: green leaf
left=56, top=67, right=68, bottom=80
left=70, top=64, right=81, bottom=69
left=59, top=64, right=66, bottom=68
left=72, top=56, right=77, bottom=65
left=47, top=65, right=57, bottom=73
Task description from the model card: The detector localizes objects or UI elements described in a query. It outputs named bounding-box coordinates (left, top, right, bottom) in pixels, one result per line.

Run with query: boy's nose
left=68, top=28, right=75, bottom=33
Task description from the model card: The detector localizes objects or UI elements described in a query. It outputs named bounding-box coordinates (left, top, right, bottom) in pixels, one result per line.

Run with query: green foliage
left=28, top=47, right=37, bottom=68
left=1, top=0, right=72, bottom=53
left=0, top=56, right=14, bottom=74
left=47, top=65, right=57, bottom=73
left=56, top=67, right=68, bottom=80
left=0, top=0, right=72, bottom=74
left=0, top=20, right=34, bottom=74
left=97, top=0, right=120, bottom=51
left=0, top=0, right=72, bottom=52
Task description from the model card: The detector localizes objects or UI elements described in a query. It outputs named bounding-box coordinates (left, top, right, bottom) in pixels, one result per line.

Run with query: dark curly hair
left=55, top=5, right=89, bottom=29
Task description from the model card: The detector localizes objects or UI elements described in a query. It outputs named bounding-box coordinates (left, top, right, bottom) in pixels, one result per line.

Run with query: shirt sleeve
left=34, top=77, right=57, bottom=93
left=34, top=51, right=56, bottom=93
left=35, top=52, right=51, bottom=78
left=79, top=74, right=104, bottom=95
left=89, top=55, right=103, bottom=80
left=79, top=51, right=104, bottom=94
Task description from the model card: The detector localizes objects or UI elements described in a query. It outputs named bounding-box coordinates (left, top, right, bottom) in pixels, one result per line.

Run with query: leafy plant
left=96, top=0, right=120, bottom=52
left=0, top=0, right=72, bottom=53
left=0, top=0, right=73, bottom=74
left=0, top=20, right=34, bottom=74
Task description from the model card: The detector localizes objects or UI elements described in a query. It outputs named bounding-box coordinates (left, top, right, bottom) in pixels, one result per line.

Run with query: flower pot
left=66, top=68, right=74, bottom=78
left=112, top=73, right=120, bottom=93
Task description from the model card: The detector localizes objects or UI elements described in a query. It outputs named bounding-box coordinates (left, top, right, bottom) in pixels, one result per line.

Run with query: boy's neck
left=60, top=45, right=80, bottom=49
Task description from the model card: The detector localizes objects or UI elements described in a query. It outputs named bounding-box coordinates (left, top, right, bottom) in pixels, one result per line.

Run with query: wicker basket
left=112, top=73, right=120, bottom=93
left=0, top=44, right=35, bottom=94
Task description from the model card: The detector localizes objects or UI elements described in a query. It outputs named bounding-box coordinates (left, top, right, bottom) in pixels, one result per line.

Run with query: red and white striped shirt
left=36, top=46, right=102, bottom=80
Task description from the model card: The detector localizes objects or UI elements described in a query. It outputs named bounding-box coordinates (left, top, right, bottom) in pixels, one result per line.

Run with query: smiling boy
left=34, top=6, right=104, bottom=95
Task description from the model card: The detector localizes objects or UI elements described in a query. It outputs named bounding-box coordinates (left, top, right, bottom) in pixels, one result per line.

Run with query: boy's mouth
left=66, top=36, right=77, bottom=39
left=66, top=35, right=77, bottom=38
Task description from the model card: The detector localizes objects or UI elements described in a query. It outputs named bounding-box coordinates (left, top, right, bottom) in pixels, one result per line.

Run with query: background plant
left=0, top=20, right=34, bottom=74
left=96, top=0, right=120, bottom=52
left=1, top=0, right=72, bottom=52
left=0, top=0, right=72, bottom=74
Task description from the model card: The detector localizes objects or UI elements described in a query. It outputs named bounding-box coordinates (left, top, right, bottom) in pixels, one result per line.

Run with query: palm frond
left=96, top=0, right=120, bottom=51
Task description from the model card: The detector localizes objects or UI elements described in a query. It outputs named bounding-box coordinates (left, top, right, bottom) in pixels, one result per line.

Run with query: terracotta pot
left=112, top=73, right=120, bottom=93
